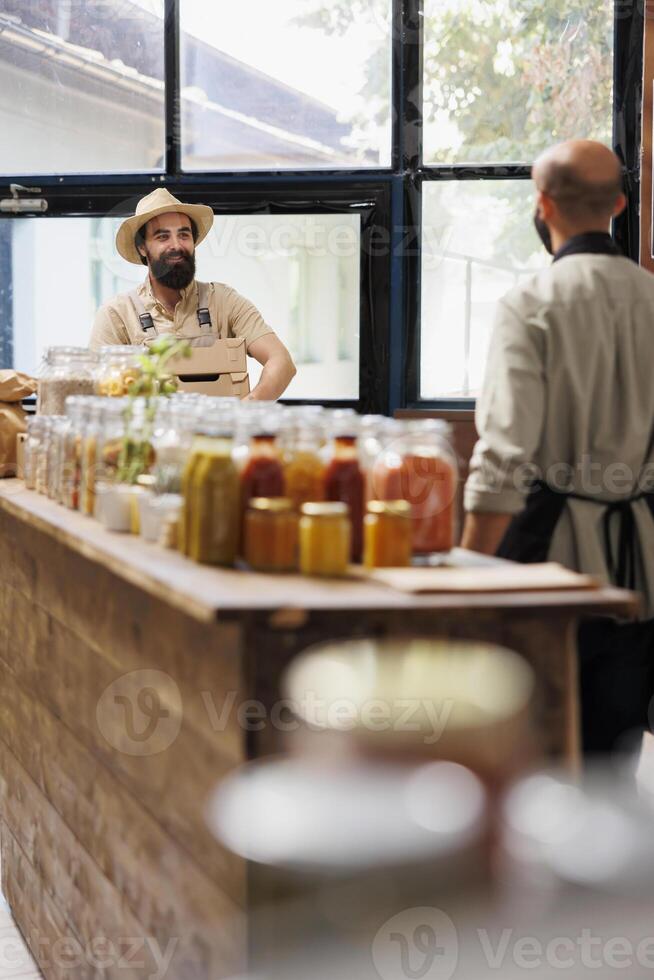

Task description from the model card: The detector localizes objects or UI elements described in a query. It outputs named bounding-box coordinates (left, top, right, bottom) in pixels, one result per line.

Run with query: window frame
left=0, top=0, right=643, bottom=414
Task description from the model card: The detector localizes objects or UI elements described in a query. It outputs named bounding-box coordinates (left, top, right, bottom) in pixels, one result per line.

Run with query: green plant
left=116, top=336, right=191, bottom=485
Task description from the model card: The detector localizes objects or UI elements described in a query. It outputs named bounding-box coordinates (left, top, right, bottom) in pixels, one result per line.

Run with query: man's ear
left=612, top=192, right=627, bottom=218
left=537, top=190, right=555, bottom=222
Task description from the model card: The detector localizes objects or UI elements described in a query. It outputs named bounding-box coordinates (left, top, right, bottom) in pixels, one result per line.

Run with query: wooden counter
left=0, top=481, right=638, bottom=979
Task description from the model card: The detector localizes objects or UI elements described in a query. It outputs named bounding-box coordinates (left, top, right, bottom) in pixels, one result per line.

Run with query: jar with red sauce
left=323, top=411, right=365, bottom=562
left=240, top=427, right=285, bottom=507
left=371, top=419, right=458, bottom=554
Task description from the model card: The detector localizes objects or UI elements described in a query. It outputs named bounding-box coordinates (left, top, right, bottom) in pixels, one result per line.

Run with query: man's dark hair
left=541, top=162, right=623, bottom=224
left=134, top=215, right=199, bottom=266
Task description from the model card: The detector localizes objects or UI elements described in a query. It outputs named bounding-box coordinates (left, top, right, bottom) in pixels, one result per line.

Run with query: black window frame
left=0, top=0, right=643, bottom=415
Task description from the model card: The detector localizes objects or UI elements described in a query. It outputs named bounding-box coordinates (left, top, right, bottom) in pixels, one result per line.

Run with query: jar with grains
left=244, top=498, right=298, bottom=573
left=80, top=399, right=104, bottom=516
left=34, top=416, right=52, bottom=495
left=60, top=396, right=91, bottom=510
left=96, top=346, right=145, bottom=397
left=46, top=416, right=68, bottom=501
left=37, top=347, right=98, bottom=416
left=24, top=416, right=48, bottom=491
left=299, top=501, right=351, bottom=577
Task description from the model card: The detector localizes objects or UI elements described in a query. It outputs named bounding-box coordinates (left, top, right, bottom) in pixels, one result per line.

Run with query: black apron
left=491, top=233, right=654, bottom=753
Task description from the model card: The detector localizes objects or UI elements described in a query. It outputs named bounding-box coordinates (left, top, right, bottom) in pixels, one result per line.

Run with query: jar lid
left=301, top=502, right=348, bottom=517
left=43, top=346, right=98, bottom=361
left=367, top=499, right=411, bottom=517
left=249, top=497, right=294, bottom=513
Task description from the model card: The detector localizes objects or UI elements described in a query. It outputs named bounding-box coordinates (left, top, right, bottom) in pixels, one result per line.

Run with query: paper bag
left=0, top=370, right=37, bottom=477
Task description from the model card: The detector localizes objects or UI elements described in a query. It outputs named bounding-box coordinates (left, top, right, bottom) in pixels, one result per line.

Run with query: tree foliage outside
left=296, top=0, right=615, bottom=394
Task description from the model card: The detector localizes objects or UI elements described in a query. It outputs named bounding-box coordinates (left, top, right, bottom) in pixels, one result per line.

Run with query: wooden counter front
left=0, top=481, right=638, bottom=978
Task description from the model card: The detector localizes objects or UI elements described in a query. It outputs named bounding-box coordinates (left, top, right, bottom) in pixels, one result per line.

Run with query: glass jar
left=299, top=502, right=351, bottom=577
left=46, top=416, right=68, bottom=501
left=80, top=399, right=105, bottom=516
left=371, top=419, right=458, bottom=554
left=37, top=347, right=98, bottom=416
left=34, top=416, right=52, bottom=494
left=96, top=345, right=145, bottom=397
left=363, top=499, right=412, bottom=568
left=282, top=423, right=325, bottom=511
left=182, top=417, right=240, bottom=566
left=60, top=396, right=91, bottom=510
left=244, top=498, right=299, bottom=573
left=323, top=414, right=365, bottom=563
left=151, top=399, right=199, bottom=495
left=24, top=416, right=48, bottom=491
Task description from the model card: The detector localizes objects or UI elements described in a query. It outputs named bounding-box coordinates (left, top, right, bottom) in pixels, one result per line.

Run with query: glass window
left=1, top=213, right=360, bottom=400
left=420, top=180, right=549, bottom=400
left=180, top=0, right=392, bottom=170
left=423, top=0, right=614, bottom=165
left=0, top=0, right=165, bottom=174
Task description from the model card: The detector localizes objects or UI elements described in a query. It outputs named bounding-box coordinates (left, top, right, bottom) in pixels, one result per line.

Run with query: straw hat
left=115, top=188, right=214, bottom=264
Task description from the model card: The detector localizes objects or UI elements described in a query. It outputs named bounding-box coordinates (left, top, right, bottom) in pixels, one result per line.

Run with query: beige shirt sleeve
left=222, top=286, right=274, bottom=349
left=89, top=305, right=131, bottom=350
left=464, top=297, right=546, bottom=514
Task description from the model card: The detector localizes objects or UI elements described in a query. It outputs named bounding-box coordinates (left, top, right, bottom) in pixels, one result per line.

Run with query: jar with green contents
left=182, top=415, right=240, bottom=566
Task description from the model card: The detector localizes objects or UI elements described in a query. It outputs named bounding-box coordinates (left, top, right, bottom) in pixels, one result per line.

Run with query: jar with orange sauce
left=244, top=498, right=298, bottom=573
left=363, top=499, right=412, bottom=568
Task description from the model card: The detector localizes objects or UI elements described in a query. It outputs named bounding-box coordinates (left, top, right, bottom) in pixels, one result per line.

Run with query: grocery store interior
left=1, top=1, right=654, bottom=979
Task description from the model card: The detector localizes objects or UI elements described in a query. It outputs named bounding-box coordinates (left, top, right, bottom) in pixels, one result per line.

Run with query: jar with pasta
left=46, top=416, right=68, bottom=501
left=37, top=347, right=98, bottom=416
left=96, top=346, right=145, bottom=397
left=24, top=416, right=48, bottom=491
left=61, top=396, right=91, bottom=510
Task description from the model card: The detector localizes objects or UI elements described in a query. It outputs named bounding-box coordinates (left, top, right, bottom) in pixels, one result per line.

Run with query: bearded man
left=89, top=188, right=296, bottom=401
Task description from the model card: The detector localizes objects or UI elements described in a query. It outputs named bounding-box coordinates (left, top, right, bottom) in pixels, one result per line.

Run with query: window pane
left=0, top=1, right=165, bottom=174
left=1, top=214, right=360, bottom=400
left=423, top=0, right=614, bottom=164
left=420, top=180, right=549, bottom=400
left=180, top=0, right=392, bottom=170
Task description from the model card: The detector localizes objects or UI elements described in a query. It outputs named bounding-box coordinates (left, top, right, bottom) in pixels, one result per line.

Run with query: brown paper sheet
left=0, top=370, right=37, bottom=403
left=0, top=403, right=28, bottom=477
left=365, top=562, right=600, bottom=594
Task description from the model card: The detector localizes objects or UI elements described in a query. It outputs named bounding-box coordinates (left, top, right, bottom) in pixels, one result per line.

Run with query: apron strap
left=196, top=281, right=213, bottom=333
left=128, top=289, right=157, bottom=335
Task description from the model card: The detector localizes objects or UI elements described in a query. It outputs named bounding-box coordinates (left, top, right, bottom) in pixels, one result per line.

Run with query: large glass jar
left=371, top=419, right=458, bottom=554
left=37, top=347, right=98, bottom=416
left=323, top=413, right=365, bottom=563
left=244, top=498, right=298, bottom=573
left=151, top=399, right=200, bottom=495
left=96, top=345, right=145, bottom=397
left=299, top=501, right=351, bottom=577
left=34, top=416, right=52, bottom=494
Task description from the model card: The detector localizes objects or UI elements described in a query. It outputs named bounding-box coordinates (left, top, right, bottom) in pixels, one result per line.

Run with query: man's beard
left=150, top=250, right=196, bottom=289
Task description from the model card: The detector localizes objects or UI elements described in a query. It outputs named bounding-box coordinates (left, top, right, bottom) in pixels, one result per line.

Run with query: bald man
left=461, top=140, right=654, bottom=755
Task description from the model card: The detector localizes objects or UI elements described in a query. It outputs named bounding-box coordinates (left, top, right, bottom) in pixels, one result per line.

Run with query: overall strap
left=196, top=282, right=214, bottom=333
left=128, top=289, right=157, bottom=335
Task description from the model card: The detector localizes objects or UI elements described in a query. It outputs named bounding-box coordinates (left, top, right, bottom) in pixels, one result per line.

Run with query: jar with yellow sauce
left=244, top=498, right=298, bottom=573
left=299, top=501, right=351, bottom=577
left=363, top=499, right=412, bottom=568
